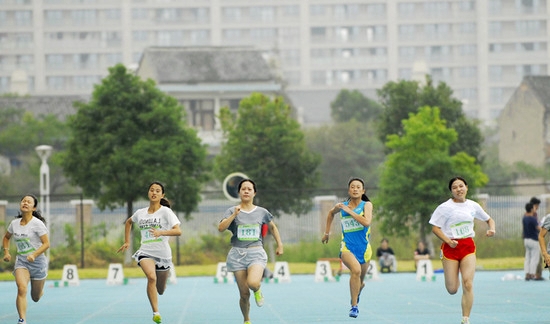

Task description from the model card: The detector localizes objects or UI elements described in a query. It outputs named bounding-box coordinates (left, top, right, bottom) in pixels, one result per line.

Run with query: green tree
left=305, top=119, right=385, bottom=190
left=62, top=64, right=209, bottom=219
left=215, top=92, right=320, bottom=216
left=330, top=89, right=382, bottom=123
left=0, top=108, right=70, bottom=195
left=376, top=106, right=488, bottom=241
left=377, top=75, right=483, bottom=161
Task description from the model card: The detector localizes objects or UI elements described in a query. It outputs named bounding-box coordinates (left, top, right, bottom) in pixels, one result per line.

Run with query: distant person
left=429, top=176, right=495, bottom=324
left=414, top=241, right=431, bottom=268
left=530, top=197, right=545, bottom=280
left=523, top=202, right=541, bottom=281
left=2, top=195, right=50, bottom=324
left=218, top=178, right=283, bottom=324
left=376, top=238, right=397, bottom=273
left=322, top=177, right=372, bottom=319
left=117, top=181, right=182, bottom=324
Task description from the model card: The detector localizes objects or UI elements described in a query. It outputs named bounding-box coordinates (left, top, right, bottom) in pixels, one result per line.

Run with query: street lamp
left=35, top=145, right=52, bottom=258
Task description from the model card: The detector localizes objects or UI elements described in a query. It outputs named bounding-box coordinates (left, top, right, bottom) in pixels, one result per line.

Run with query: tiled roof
left=524, top=76, right=550, bottom=110
left=138, top=46, right=275, bottom=84
left=0, top=95, right=89, bottom=120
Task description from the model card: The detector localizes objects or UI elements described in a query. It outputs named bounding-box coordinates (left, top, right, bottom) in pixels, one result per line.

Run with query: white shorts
left=14, top=254, right=48, bottom=280
left=226, top=247, right=267, bottom=272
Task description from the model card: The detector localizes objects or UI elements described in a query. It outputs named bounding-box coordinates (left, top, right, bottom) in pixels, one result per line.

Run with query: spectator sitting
left=414, top=241, right=431, bottom=269
left=376, top=238, right=397, bottom=273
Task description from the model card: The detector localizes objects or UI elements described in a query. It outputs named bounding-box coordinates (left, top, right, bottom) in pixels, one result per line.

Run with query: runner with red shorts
left=429, top=177, right=496, bottom=324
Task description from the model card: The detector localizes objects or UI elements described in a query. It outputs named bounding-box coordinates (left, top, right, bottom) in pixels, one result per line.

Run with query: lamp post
left=35, top=145, right=52, bottom=259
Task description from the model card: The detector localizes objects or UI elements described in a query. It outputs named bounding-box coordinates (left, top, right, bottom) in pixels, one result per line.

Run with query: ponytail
left=160, top=197, right=171, bottom=208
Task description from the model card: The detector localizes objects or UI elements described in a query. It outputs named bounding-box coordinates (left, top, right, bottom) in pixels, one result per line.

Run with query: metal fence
left=1, top=193, right=544, bottom=249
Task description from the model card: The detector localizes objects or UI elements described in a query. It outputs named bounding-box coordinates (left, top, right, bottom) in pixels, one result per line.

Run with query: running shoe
left=461, top=317, right=470, bottom=324
left=152, top=313, right=162, bottom=324
left=244, top=322, right=252, bottom=324
left=349, top=306, right=359, bottom=318
left=17, top=319, right=25, bottom=324
left=254, top=289, right=264, bottom=307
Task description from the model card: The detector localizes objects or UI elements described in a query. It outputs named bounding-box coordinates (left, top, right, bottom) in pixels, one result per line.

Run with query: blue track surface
left=0, top=270, right=548, bottom=323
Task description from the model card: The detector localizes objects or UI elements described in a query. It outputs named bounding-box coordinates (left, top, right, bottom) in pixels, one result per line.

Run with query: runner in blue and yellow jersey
left=322, top=177, right=373, bottom=319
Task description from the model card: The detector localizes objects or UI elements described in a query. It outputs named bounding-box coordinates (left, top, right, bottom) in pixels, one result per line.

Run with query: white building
left=1, top=0, right=548, bottom=126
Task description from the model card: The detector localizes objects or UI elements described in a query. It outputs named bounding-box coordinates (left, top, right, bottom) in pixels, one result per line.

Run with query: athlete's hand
left=27, top=254, right=36, bottom=262
left=234, top=205, right=241, bottom=216
left=117, top=242, right=129, bottom=253
left=3, top=252, right=11, bottom=262
left=448, top=240, right=458, bottom=248
left=321, top=233, right=329, bottom=244
left=486, top=229, right=495, bottom=237
left=276, top=245, right=284, bottom=256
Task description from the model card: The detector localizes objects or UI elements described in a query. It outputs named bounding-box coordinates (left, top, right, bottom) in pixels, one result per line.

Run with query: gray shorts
left=14, top=254, right=48, bottom=280
left=226, top=247, right=267, bottom=272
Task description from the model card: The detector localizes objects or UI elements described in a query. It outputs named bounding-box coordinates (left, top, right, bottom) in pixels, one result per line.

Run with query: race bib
left=237, top=224, right=260, bottom=241
left=141, top=227, right=162, bottom=244
left=15, top=238, right=35, bottom=255
left=341, top=217, right=363, bottom=233
left=451, top=221, right=474, bottom=238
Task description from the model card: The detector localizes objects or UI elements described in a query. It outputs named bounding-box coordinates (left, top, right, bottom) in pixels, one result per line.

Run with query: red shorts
left=440, top=237, right=476, bottom=261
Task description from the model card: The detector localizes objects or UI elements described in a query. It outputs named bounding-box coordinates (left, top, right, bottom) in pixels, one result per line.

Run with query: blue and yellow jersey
left=339, top=200, right=372, bottom=264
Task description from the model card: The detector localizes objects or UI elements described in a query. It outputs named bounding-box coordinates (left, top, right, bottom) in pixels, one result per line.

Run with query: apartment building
left=0, top=0, right=548, bottom=127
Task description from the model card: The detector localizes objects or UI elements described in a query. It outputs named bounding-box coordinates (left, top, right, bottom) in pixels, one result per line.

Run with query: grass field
left=0, top=257, right=525, bottom=281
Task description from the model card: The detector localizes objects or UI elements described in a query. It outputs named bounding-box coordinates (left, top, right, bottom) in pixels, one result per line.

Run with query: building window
left=310, top=5, right=326, bottom=16
left=398, top=3, right=415, bottom=17
left=250, top=6, right=274, bottom=22
left=488, top=0, right=502, bottom=14
left=190, top=30, right=209, bottom=44
left=0, top=77, right=10, bottom=93
left=283, top=71, right=300, bottom=85
left=424, top=2, right=450, bottom=15
left=185, top=100, right=215, bottom=131
left=16, top=55, right=33, bottom=70
left=399, top=46, right=415, bottom=59
left=458, top=44, right=476, bottom=55
left=458, top=88, right=478, bottom=102
left=46, top=54, right=64, bottom=70
left=280, top=5, right=299, bottom=18
left=399, top=68, right=412, bottom=80
left=14, top=11, right=32, bottom=26
left=133, top=30, right=148, bottom=42
left=458, top=1, right=475, bottom=11
left=222, top=7, right=241, bottom=22
left=516, top=20, right=542, bottom=36
left=489, top=65, right=502, bottom=81
left=105, top=53, right=122, bottom=66
left=132, top=52, right=142, bottom=64
left=73, top=53, right=98, bottom=69
left=104, top=9, right=121, bottom=21
left=459, top=66, right=477, bottom=78
left=458, top=22, right=476, bottom=34
left=132, top=8, right=148, bottom=20
left=518, top=0, right=536, bottom=13
left=489, top=43, right=503, bottom=53
left=45, top=10, right=63, bottom=25
left=72, top=10, right=97, bottom=25
left=489, top=87, right=504, bottom=104
left=47, top=76, right=65, bottom=90
left=220, top=99, right=241, bottom=113
left=15, top=33, right=33, bottom=48
left=250, top=28, right=276, bottom=42
left=398, top=24, right=416, bottom=39
left=281, top=49, right=300, bottom=66
left=223, top=29, right=242, bottom=42
left=310, top=27, right=326, bottom=41
left=488, top=21, right=502, bottom=36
